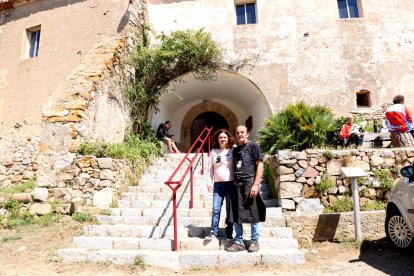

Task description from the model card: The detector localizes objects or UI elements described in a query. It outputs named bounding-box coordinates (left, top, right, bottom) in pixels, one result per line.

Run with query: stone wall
left=0, top=137, right=40, bottom=188
left=0, top=156, right=134, bottom=218
left=268, top=148, right=414, bottom=213
left=286, top=210, right=386, bottom=245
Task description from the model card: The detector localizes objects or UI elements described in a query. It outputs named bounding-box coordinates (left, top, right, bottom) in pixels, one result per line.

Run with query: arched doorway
left=191, top=112, right=229, bottom=151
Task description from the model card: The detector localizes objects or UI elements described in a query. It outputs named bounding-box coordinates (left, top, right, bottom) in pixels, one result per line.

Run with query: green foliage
left=315, top=173, right=335, bottom=194
left=324, top=195, right=353, bottom=213
left=77, top=133, right=162, bottom=164
left=360, top=200, right=386, bottom=211
left=35, top=213, right=63, bottom=226
left=191, top=266, right=204, bottom=272
left=128, top=26, right=222, bottom=136
left=322, top=150, right=334, bottom=159
left=133, top=256, right=148, bottom=270
left=0, top=179, right=36, bottom=195
left=99, top=209, right=112, bottom=216
left=354, top=116, right=374, bottom=133
left=374, top=169, right=394, bottom=191
left=263, top=161, right=277, bottom=199
left=258, top=102, right=337, bottom=153
left=72, top=212, right=94, bottom=223
left=4, top=199, right=20, bottom=218
left=1, top=235, right=22, bottom=243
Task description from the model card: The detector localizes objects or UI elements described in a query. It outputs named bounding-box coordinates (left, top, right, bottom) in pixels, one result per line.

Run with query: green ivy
left=128, top=26, right=222, bottom=137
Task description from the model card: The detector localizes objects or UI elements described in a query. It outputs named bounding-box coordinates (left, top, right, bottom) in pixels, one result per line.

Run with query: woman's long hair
left=211, top=129, right=235, bottom=149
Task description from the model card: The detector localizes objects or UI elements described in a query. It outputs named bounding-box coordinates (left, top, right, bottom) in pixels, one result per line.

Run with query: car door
left=404, top=179, right=414, bottom=230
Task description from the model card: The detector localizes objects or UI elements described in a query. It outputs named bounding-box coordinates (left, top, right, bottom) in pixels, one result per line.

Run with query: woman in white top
left=205, top=129, right=234, bottom=240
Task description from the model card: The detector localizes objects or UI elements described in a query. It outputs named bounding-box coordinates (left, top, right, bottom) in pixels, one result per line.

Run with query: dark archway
left=191, top=112, right=229, bottom=151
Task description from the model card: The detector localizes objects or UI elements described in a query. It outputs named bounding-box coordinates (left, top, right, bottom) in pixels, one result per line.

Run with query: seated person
left=156, top=120, right=180, bottom=153
left=339, top=116, right=363, bottom=146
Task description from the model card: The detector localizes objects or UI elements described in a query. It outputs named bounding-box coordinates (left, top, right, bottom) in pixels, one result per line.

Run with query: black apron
left=229, top=142, right=266, bottom=224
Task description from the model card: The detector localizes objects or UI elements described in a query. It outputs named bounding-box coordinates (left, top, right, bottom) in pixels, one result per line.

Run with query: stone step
left=96, top=215, right=285, bottom=228
left=83, top=224, right=289, bottom=239
left=117, top=198, right=277, bottom=209
left=127, top=183, right=271, bottom=193
left=71, top=236, right=298, bottom=251
left=105, top=207, right=282, bottom=217
left=121, top=190, right=273, bottom=201
left=57, top=248, right=305, bottom=268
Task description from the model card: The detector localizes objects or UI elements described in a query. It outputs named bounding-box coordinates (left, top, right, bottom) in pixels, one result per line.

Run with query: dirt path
left=1, top=218, right=413, bottom=276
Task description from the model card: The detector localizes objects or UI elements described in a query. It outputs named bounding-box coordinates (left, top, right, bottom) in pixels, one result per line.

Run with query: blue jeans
left=234, top=222, right=260, bottom=245
left=210, top=181, right=233, bottom=237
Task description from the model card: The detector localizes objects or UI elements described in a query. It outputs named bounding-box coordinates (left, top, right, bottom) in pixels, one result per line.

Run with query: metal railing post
left=190, top=165, right=194, bottom=209
left=172, top=189, right=178, bottom=251
left=201, top=146, right=205, bottom=175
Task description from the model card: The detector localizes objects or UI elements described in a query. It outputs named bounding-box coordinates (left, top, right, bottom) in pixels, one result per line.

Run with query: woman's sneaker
left=225, top=243, right=245, bottom=252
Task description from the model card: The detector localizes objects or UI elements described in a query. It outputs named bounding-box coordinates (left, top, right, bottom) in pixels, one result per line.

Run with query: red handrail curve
left=165, top=126, right=212, bottom=251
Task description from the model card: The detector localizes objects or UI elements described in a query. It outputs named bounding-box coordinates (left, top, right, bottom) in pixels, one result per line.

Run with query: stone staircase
left=58, top=153, right=305, bottom=269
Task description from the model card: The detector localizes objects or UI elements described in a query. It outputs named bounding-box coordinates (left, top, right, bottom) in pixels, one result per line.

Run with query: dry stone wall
left=0, top=0, right=147, bottom=211
left=0, top=137, right=40, bottom=188
left=268, top=148, right=414, bottom=213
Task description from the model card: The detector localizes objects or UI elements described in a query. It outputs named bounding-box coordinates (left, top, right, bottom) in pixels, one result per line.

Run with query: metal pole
left=190, top=166, right=194, bottom=209
left=351, top=177, right=362, bottom=241
left=201, top=146, right=204, bottom=175
left=172, top=189, right=178, bottom=251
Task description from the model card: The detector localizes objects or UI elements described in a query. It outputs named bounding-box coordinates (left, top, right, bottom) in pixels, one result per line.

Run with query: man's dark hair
left=393, top=95, right=405, bottom=104
left=165, top=120, right=171, bottom=125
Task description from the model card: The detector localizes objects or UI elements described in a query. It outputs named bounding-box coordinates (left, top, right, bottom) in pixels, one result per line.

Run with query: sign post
left=341, top=167, right=368, bottom=242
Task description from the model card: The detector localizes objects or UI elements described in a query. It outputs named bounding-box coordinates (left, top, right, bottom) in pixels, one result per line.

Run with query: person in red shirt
left=385, top=95, right=414, bottom=147
left=339, top=116, right=362, bottom=146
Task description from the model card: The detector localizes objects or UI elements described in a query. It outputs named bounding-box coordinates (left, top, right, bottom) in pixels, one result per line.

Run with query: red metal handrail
left=165, top=126, right=212, bottom=251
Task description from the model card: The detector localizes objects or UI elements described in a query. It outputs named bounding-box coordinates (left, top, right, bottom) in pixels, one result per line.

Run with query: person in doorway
left=226, top=125, right=266, bottom=253
left=385, top=95, right=414, bottom=147
left=339, top=116, right=363, bottom=147
left=205, top=129, right=235, bottom=241
left=156, top=121, right=180, bottom=153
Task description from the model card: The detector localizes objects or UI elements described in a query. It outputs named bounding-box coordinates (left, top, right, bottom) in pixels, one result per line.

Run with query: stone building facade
left=1, top=0, right=414, bottom=197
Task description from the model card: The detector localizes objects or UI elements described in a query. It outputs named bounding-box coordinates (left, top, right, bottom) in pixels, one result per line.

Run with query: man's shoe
left=248, top=241, right=259, bottom=253
left=205, top=233, right=215, bottom=240
left=225, top=243, right=245, bottom=252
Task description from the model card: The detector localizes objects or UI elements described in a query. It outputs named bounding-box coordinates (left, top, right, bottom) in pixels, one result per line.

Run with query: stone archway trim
left=180, top=100, right=238, bottom=149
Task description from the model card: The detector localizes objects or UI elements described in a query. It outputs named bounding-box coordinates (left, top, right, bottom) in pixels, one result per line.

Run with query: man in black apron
left=226, top=125, right=266, bottom=252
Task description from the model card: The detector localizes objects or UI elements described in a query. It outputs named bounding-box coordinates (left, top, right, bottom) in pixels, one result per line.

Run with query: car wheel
left=385, top=210, right=413, bottom=249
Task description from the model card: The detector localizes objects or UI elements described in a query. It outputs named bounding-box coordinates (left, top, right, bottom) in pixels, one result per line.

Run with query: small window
left=235, top=2, right=257, bottom=25
left=26, top=26, right=41, bottom=58
left=337, top=0, right=360, bottom=18
left=356, top=91, right=371, bottom=107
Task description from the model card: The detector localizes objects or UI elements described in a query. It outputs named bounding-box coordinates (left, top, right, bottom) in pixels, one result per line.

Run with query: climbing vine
left=126, top=25, right=223, bottom=137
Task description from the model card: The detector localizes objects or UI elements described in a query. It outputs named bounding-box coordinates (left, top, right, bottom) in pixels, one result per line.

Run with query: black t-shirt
left=233, top=141, right=263, bottom=179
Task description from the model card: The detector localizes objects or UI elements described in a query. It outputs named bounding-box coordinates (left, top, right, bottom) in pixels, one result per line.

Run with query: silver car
left=385, top=165, right=414, bottom=249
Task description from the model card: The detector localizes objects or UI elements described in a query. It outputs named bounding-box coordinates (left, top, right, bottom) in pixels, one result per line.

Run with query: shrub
left=258, top=102, right=337, bottom=154
left=360, top=200, right=386, bottom=211
left=72, top=212, right=94, bottom=223
left=133, top=256, right=148, bottom=270
left=324, top=195, right=353, bottom=213
left=35, top=213, right=63, bottom=226
left=374, top=169, right=394, bottom=191
left=322, top=150, right=334, bottom=159
left=4, top=199, right=20, bottom=218
left=315, top=173, right=335, bottom=194
left=0, top=179, right=36, bottom=195
left=263, top=161, right=277, bottom=199
left=99, top=209, right=112, bottom=216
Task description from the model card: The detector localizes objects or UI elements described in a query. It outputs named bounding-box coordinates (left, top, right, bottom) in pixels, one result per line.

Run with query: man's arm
left=249, top=160, right=263, bottom=198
